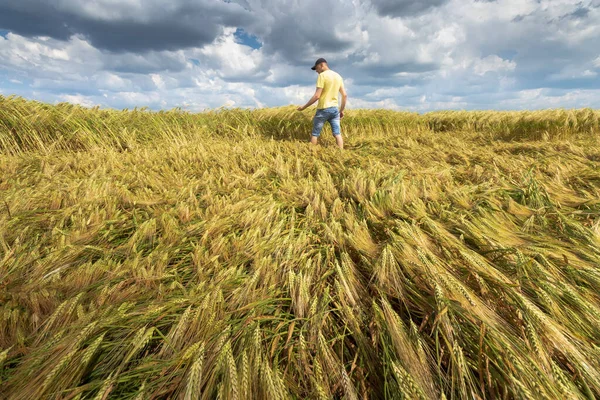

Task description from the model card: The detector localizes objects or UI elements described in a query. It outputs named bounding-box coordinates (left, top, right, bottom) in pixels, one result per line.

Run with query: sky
left=0, top=0, right=599, bottom=112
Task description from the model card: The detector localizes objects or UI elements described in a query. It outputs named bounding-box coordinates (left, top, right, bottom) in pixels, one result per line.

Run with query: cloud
left=472, top=55, right=516, bottom=76
left=370, top=0, right=451, bottom=17
left=195, top=27, right=268, bottom=82
left=246, top=0, right=365, bottom=64
left=0, top=0, right=254, bottom=52
left=0, top=33, right=100, bottom=79
left=1, top=0, right=599, bottom=112
left=559, top=5, right=592, bottom=20
left=59, top=93, right=96, bottom=107
left=495, top=88, right=600, bottom=109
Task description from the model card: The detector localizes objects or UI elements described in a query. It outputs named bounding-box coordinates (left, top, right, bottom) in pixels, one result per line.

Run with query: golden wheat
left=0, top=95, right=599, bottom=399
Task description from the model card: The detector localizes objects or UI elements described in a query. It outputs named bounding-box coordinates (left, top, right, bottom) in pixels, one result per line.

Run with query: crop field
left=1, top=95, right=600, bottom=399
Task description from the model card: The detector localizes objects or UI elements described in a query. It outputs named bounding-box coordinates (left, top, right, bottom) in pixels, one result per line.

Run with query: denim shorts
left=312, top=106, right=341, bottom=137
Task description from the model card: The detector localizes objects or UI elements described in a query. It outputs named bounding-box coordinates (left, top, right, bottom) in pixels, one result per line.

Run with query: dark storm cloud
left=253, top=0, right=358, bottom=64
left=264, top=18, right=355, bottom=63
left=370, top=0, right=450, bottom=17
left=0, top=0, right=253, bottom=52
left=0, top=1, right=72, bottom=40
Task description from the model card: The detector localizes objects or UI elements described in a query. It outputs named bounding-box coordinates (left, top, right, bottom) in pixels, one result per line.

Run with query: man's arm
left=339, top=85, right=348, bottom=118
left=297, top=88, right=323, bottom=111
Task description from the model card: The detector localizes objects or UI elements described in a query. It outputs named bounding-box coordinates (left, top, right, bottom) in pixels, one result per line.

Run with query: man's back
left=316, top=69, right=344, bottom=109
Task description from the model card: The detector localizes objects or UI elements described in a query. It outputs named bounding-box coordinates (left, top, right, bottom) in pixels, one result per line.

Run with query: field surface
left=1, top=96, right=600, bottom=399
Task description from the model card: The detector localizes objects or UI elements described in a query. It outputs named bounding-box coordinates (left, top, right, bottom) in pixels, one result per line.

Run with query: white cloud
left=0, top=33, right=101, bottom=76
left=497, top=88, right=600, bottom=110
left=281, top=85, right=314, bottom=104
left=365, top=86, right=421, bottom=99
left=150, top=74, right=165, bottom=90
left=348, top=97, right=402, bottom=110
left=197, top=27, right=266, bottom=81
left=59, top=93, right=96, bottom=107
left=472, top=55, right=516, bottom=76
left=95, top=72, right=132, bottom=91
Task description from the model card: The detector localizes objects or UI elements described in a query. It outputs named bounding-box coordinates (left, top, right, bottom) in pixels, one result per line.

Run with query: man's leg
left=334, top=134, right=344, bottom=149
left=311, top=111, right=325, bottom=145
left=329, top=109, right=344, bottom=149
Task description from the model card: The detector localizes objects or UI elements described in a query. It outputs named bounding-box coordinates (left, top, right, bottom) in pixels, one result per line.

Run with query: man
left=297, top=58, right=347, bottom=149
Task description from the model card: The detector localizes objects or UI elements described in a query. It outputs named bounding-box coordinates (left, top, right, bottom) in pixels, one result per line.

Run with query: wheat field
left=1, top=95, right=600, bottom=399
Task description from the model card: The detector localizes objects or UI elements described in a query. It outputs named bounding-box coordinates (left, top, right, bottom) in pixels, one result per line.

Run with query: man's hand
left=340, top=111, right=344, bottom=119
left=298, top=88, right=322, bottom=112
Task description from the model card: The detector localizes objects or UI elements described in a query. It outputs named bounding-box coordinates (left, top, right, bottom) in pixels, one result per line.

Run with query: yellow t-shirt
left=316, top=69, right=344, bottom=109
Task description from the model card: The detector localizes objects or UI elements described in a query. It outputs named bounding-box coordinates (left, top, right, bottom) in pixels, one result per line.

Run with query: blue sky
left=234, top=29, right=262, bottom=50
left=0, top=0, right=599, bottom=111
